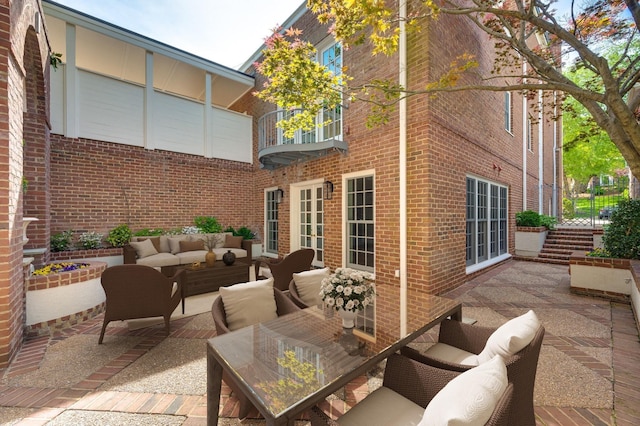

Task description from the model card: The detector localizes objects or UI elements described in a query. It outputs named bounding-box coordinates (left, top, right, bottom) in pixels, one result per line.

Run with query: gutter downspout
left=552, top=91, right=558, bottom=217
left=399, top=0, right=408, bottom=336
left=538, top=89, right=544, bottom=214
left=522, top=61, right=528, bottom=210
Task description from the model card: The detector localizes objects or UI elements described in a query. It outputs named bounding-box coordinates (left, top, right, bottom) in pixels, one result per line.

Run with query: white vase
left=338, top=308, right=357, bottom=328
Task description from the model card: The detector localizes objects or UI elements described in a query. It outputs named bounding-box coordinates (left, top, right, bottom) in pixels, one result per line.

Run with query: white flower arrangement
left=320, top=267, right=375, bottom=312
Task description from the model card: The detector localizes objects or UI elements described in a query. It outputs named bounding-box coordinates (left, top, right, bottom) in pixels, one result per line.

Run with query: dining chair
left=211, top=280, right=300, bottom=418
left=401, top=314, right=545, bottom=426
left=254, top=248, right=315, bottom=291
left=310, top=352, right=514, bottom=426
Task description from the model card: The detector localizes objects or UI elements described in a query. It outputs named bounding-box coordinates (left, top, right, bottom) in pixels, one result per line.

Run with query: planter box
left=515, top=226, right=547, bottom=257
left=569, top=251, right=632, bottom=302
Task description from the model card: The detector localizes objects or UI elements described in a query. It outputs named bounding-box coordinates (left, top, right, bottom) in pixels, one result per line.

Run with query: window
left=265, top=190, right=279, bottom=255
left=275, top=41, right=343, bottom=145
left=466, top=177, right=508, bottom=268
left=346, top=174, right=374, bottom=271
left=320, top=42, right=342, bottom=141
left=504, top=92, right=512, bottom=133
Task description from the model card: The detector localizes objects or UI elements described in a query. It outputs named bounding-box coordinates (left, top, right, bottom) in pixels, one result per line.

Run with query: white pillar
left=64, top=23, right=78, bottom=138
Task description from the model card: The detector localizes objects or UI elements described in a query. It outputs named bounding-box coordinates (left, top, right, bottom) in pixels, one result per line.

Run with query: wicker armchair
left=98, top=264, right=185, bottom=344
left=401, top=319, right=545, bottom=426
left=211, top=287, right=300, bottom=417
left=309, top=352, right=514, bottom=426
left=254, top=248, right=315, bottom=291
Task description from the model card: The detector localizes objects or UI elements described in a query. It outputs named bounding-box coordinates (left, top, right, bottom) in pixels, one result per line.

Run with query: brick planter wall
left=25, top=261, right=107, bottom=336
left=569, top=251, right=632, bottom=303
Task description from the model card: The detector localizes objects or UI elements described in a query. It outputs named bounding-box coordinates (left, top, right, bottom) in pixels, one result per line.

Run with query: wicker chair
left=211, top=287, right=300, bottom=417
left=309, top=352, right=515, bottom=426
left=98, top=264, right=186, bottom=344
left=401, top=319, right=545, bottom=426
left=254, top=248, right=315, bottom=291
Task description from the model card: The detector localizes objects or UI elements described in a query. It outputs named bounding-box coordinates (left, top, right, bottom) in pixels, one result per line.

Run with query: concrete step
left=514, top=255, right=570, bottom=266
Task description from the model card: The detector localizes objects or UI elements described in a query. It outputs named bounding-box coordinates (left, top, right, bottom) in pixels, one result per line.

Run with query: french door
left=294, top=183, right=325, bottom=266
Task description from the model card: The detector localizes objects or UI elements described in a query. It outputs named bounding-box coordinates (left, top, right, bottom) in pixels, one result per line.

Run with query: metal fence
left=560, top=176, right=632, bottom=227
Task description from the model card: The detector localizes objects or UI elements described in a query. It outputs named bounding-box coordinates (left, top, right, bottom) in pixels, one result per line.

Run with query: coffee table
left=177, top=261, right=249, bottom=313
left=206, top=292, right=462, bottom=425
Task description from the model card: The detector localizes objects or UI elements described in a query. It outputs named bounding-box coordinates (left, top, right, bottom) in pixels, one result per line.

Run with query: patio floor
left=1, top=260, right=639, bottom=425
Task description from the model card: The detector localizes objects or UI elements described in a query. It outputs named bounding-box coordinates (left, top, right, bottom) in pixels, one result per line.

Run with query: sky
left=50, top=0, right=305, bottom=70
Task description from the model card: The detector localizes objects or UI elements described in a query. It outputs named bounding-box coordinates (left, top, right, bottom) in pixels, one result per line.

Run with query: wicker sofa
left=123, top=232, right=252, bottom=269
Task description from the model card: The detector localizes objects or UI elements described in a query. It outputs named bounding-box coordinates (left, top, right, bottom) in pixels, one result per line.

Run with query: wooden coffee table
left=176, top=261, right=249, bottom=313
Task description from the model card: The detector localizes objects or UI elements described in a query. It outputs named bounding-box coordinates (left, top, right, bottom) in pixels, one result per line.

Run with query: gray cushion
left=136, top=252, right=180, bottom=267
left=219, top=278, right=277, bottom=331
left=176, top=250, right=208, bottom=264
left=293, top=267, right=329, bottom=306
left=338, top=386, right=424, bottom=426
left=423, top=342, right=479, bottom=366
left=129, top=239, right=158, bottom=259
left=168, top=236, right=189, bottom=254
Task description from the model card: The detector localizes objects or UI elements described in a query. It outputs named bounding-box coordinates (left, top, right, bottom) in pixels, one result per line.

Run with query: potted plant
left=320, top=267, right=375, bottom=328
left=515, top=210, right=549, bottom=257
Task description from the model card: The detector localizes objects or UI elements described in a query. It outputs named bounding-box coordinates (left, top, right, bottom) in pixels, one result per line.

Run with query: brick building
left=0, top=1, right=561, bottom=367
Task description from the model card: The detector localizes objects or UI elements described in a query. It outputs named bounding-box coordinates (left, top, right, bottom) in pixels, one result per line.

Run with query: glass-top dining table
left=206, top=292, right=462, bottom=426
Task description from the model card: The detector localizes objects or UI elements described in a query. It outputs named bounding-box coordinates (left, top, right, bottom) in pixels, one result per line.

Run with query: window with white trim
left=346, top=174, right=374, bottom=271
left=466, top=177, right=508, bottom=267
left=504, top=92, right=512, bottom=133
left=265, top=190, right=279, bottom=255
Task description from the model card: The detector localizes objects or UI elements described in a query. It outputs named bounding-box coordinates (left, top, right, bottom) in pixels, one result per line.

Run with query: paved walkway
left=0, top=260, right=639, bottom=425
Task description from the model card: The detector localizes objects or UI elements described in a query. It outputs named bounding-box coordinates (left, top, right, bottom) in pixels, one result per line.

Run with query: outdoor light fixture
left=275, top=188, right=284, bottom=204
left=323, top=180, right=334, bottom=200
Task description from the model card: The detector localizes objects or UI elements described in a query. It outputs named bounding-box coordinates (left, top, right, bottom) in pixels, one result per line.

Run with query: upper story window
left=286, top=40, right=343, bottom=145
left=504, top=92, right=512, bottom=134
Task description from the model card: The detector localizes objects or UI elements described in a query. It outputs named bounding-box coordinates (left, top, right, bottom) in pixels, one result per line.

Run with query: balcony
left=258, top=108, right=348, bottom=170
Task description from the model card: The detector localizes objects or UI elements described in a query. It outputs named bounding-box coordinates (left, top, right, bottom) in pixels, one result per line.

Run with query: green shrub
left=78, top=231, right=103, bottom=249
left=225, top=226, right=256, bottom=240
left=194, top=216, right=223, bottom=233
left=133, top=228, right=165, bottom=236
left=587, top=248, right=612, bottom=258
left=562, top=198, right=575, bottom=219
left=106, top=224, right=132, bottom=247
left=539, top=214, right=557, bottom=230
left=515, top=210, right=541, bottom=227
left=603, top=198, right=640, bottom=259
left=51, top=230, right=73, bottom=252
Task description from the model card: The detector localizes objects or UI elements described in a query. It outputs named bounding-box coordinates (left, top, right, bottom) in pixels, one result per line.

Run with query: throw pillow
left=179, top=239, right=205, bottom=252
left=219, top=278, right=277, bottom=331
left=225, top=234, right=243, bottom=249
left=293, top=267, right=329, bottom=306
left=476, top=310, right=541, bottom=364
left=419, top=355, right=508, bottom=426
left=137, top=237, right=161, bottom=252
left=129, top=239, right=158, bottom=259
left=168, top=236, right=188, bottom=254
left=213, top=233, right=226, bottom=248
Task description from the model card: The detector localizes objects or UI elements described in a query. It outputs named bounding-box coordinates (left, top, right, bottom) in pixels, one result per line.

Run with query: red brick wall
left=48, top=135, right=260, bottom=238
left=0, top=0, right=50, bottom=368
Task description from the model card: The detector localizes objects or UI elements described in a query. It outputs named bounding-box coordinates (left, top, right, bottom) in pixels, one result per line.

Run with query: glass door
left=298, top=184, right=324, bottom=266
